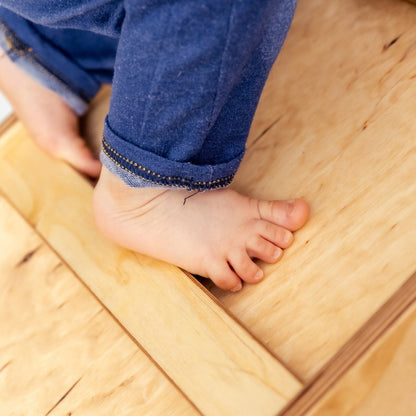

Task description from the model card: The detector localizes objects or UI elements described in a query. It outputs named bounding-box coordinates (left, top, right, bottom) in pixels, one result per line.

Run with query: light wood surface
left=280, top=271, right=416, bottom=415
left=213, top=0, right=416, bottom=381
left=0, top=122, right=302, bottom=416
left=0, top=196, right=197, bottom=416
left=2, top=0, right=416, bottom=413
left=306, top=280, right=416, bottom=416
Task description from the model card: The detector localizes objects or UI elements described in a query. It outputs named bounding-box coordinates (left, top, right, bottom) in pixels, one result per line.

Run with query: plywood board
left=0, top=196, right=197, bottom=416
left=0, top=123, right=302, bottom=416
left=306, top=281, right=416, bottom=416
left=280, top=272, right=416, bottom=415
left=213, top=0, right=416, bottom=381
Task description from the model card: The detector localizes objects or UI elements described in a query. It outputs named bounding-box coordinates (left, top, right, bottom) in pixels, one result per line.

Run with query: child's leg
left=100, top=0, right=299, bottom=191
left=0, top=7, right=117, bottom=176
left=0, top=0, right=310, bottom=291
left=94, top=0, right=309, bottom=291
left=0, top=52, right=101, bottom=177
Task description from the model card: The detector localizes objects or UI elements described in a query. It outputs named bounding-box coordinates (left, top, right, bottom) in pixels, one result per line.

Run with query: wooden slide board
left=213, top=0, right=416, bottom=382
left=0, top=196, right=198, bottom=416
left=0, top=123, right=302, bottom=416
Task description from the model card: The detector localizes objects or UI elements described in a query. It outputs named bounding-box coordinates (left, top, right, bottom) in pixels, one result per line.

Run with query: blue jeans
left=0, top=0, right=296, bottom=190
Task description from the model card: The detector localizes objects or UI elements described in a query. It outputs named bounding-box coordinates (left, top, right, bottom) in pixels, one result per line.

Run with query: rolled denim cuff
left=101, top=117, right=243, bottom=191
left=0, top=12, right=100, bottom=115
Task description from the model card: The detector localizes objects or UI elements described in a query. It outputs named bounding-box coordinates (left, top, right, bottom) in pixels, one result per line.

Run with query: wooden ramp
left=1, top=0, right=416, bottom=414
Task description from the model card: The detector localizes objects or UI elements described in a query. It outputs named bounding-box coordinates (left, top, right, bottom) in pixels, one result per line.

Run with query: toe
left=247, top=235, right=283, bottom=263
left=73, top=147, right=102, bottom=178
left=255, top=220, right=293, bottom=249
left=228, top=250, right=264, bottom=284
left=256, top=198, right=310, bottom=231
left=57, top=136, right=102, bottom=178
left=209, top=262, right=243, bottom=292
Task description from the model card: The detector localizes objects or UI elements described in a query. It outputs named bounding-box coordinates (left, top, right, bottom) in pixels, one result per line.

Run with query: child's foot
left=93, top=167, right=309, bottom=291
left=0, top=51, right=101, bottom=177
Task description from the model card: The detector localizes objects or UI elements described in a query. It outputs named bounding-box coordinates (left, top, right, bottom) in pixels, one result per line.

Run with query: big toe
left=57, top=137, right=102, bottom=178
left=257, top=198, right=310, bottom=231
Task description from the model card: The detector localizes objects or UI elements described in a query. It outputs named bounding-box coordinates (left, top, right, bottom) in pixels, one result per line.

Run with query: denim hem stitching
left=102, top=139, right=234, bottom=191
left=0, top=19, right=94, bottom=103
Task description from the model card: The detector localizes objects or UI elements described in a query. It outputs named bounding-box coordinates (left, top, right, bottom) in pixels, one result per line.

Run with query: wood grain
left=213, top=0, right=416, bottom=381
left=0, top=196, right=198, bottom=416
left=307, top=296, right=416, bottom=416
left=0, top=123, right=302, bottom=416
left=319, top=300, right=416, bottom=416
left=280, top=271, right=416, bottom=415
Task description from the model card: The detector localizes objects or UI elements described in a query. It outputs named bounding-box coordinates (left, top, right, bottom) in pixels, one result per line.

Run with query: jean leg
left=0, top=0, right=295, bottom=187
left=102, top=0, right=296, bottom=190
left=0, top=6, right=118, bottom=114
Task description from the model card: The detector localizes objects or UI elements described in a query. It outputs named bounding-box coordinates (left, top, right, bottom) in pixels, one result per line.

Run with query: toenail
left=283, top=231, right=292, bottom=245
left=273, top=248, right=282, bottom=260
left=286, top=200, right=295, bottom=216
left=231, top=281, right=243, bottom=292
left=254, top=269, right=264, bottom=281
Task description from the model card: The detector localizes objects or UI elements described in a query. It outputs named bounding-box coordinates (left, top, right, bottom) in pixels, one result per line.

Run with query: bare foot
left=0, top=51, right=101, bottom=177
left=93, top=167, right=309, bottom=291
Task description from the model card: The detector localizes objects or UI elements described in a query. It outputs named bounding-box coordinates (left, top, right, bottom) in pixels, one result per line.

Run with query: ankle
left=97, top=166, right=174, bottom=202
left=94, top=167, right=143, bottom=221
left=93, top=168, right=120, bottom=236
left=96, top=166, right=130, bottom=200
